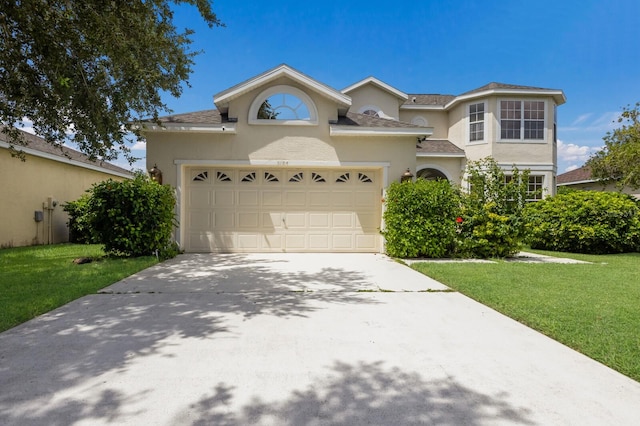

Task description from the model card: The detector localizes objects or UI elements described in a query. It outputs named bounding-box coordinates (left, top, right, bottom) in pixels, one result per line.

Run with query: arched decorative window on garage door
left=417, top=168, right=448, bottom=181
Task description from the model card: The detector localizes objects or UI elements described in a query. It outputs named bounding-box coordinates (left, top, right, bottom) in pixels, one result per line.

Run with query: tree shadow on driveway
left=0, top=253, right=382, bottom=425
left=179, top=361, right=535, bottom=425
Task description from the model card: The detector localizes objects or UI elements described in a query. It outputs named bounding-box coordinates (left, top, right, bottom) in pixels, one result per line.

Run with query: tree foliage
left=588, top=102, right=640, bottom=189
left=0, top=0, right=222, bottom=162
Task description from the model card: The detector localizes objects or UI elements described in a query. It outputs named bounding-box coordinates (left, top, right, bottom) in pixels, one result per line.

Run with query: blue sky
left=123, top=0, right=640, bottom=174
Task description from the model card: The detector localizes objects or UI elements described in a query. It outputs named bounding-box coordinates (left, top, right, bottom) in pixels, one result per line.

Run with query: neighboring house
left=142, top=64, right=565, bottom=253
left=557, top=165, right=640, bottom=199
left=0, top=128, right=133, bottom=248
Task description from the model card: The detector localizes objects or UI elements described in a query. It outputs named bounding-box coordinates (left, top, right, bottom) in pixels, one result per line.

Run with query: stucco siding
left=0, top=151, right=128, bottom=247
left=346, top=85, right=401, bottom=119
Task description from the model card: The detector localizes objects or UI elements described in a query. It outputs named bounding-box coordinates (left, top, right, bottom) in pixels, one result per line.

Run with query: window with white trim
left=469, top=102, right=485, bottom=142
left=248, top=85, right=318, bottom=125
left=500, top=100, right=545, bottom=141
left=527, top=175, right=544, bottom=200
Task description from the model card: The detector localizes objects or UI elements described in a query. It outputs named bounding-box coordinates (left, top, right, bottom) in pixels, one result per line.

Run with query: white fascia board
left=400, top=104, right=446, bottom=111
left=174, top=159, right=390, bottom=168
left=0, top=141, right=133, bottom=179
left=446, top=89, right=566, bottom=110
left=214, top=64, right=351, bottom=112
left=330, top=126, right=433, bottom=137
left=416, top=152, right=466, bottom=158
left=496, top=162, right=556, bottom=172
left=342, top=77, right=408, bottom=100
left=142, top=123, right=236, bottom=134
left=557, top=179, right=596, bottom=186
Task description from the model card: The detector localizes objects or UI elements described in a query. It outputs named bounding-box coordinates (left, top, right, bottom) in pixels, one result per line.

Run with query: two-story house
left=142, top=64, right=565, bottom=253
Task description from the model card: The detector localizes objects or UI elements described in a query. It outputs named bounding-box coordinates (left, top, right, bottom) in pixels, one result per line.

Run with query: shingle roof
left=337, top=112, right=425, bottom=128
left=557, top=165, right=594, bottom=184
left=0, top=127, right=133, bottom=176
left=460, top=82, right=560, bottom=96
left=154, top=109, right=224, bottom=124
left=404, top=94, right=456, bottom=106
left=417, top=139, right=465, bottom=155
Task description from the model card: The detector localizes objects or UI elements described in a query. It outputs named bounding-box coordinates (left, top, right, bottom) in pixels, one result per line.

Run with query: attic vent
left=412, top=97, right=416, bottom=103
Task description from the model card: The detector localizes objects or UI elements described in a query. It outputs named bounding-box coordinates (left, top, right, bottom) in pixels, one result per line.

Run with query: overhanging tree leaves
left=0, top=0, right=222, bottom=162
left=587, top=102, right=640, bottom=189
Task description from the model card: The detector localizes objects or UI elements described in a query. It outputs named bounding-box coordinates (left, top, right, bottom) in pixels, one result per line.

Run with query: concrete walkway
left=1, top=253, right=639, bottom=425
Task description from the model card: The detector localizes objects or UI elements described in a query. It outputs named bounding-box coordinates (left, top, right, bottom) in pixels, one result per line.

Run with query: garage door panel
left=285, top=191, right=306, bottom=206
left=355, top=191, right=378, bottom=207
left=189, top=211, right=212, bottom=229
left=284, top=213, right=306, bottom=228
left=213, top=190, right=234, bottom=206
left=309, top=213, right=330, bottom=228
left=309, top=234, right=329, bottom=249
left=356, top=213, right=378, bottom=229
left=309, top=191, right=330, bottom=206
left=238, top=191, right=259, bottom=206
left=285, top=234, right=306, bottom=249
left=332, top=192, right=353, bottom=207
left=332, top=234, right=354, bottom=249
left=262, top=191, right=283, bottom=206
left=238, top=212, right=259, bottom=228
left=186, top=167, right=381, bottom=253
left=189, top=188, right=213, bottom=208
left=332, top=213, right=354, bottom=228
left=213, top=211, right=235, bottom=228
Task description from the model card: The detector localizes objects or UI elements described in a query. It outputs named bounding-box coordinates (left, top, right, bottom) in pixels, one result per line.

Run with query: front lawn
left=411, top=250, right=640, bottom=382
left=0, top=244, right=158, bottom=332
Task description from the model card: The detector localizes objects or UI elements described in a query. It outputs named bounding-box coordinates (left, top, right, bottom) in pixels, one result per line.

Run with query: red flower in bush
left=456, top=216, right=463, bottom=224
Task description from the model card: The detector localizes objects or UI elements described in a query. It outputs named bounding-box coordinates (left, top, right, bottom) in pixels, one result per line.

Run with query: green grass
left=411, top=250, right=640, bottom=382
left=0, top=244, right=158, bottom=332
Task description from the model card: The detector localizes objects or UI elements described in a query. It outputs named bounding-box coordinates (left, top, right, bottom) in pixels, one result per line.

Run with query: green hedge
left=382, top=179, right=461, bottom=258
left=86, top=174, right=178, bottom=258
left=524, top=190, right=640, bottom=254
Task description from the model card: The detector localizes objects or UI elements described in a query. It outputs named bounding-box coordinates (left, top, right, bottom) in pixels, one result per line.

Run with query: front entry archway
left=416, top=168, right=449, bottom=181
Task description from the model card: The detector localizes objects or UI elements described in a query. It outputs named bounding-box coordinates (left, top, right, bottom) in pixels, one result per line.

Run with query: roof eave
left=330, top=126, right=433, bottom=137
left=445, top=89, right=567, bottom=109
left=416, top=152, right=466, bottom=158
left=400, top=104, right=446, bottom=111
left=141, top=123, right=236, bottom=134
left=557, top=179, right=597, bottom=186
left=0, top=141, right=133, bottom=179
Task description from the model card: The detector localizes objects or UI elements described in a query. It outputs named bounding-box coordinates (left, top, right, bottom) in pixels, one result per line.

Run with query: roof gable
left=214, top=64, right=351, bottom=115
left=342, top=77, right=408, bottom=101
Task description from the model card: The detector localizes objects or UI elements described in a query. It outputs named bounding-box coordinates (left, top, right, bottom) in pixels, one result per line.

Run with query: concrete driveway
left=1, top=253, right=639, bottom=425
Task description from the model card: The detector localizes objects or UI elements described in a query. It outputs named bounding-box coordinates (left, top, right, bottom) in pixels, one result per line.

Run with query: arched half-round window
left=417, top=168, right=449, bottom=181
left=249, top=85, right=318, bottom=125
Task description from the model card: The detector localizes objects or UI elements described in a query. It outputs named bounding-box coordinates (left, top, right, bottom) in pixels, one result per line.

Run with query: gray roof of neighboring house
left=417, top=139, right=465, bottom=155
left=557, top=165, right=594, bottom=184
left=0, top=127, right=133, bottom=176
left=152, top=109, right=225, bottom=124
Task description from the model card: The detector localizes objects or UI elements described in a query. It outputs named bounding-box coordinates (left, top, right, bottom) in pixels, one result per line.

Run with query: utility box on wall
left=34, top=211, right=44, bottom=222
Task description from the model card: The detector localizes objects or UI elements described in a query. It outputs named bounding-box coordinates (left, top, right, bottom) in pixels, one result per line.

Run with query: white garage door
left=184, top=167, right=382, bottom=252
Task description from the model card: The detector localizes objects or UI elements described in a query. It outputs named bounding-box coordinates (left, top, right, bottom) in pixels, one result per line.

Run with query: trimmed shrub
left=87, top=173, right=177, bottom=257
left=382, top=179, right=461, bottom=258
left=524, top=190, right=640, bottom=254
left=63, top=193, right=98, bottom=244
left=457, top=158, right=530, bottom=258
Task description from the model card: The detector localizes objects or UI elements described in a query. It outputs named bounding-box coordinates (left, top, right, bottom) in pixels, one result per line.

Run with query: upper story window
left=249, top=85, right=318, bottom=125
left=469, top=102, right=485, bottom=142
left=358, top=105, right=381, bottom=118
left=500, top=100, right=545, bottom=141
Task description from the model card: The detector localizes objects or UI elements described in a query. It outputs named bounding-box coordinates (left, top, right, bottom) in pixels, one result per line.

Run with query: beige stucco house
left=142, top=64, right=565, bottom=253
left=557, top=165, right=640, bottom=199
left=0, top=129, right=133, bottom=248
